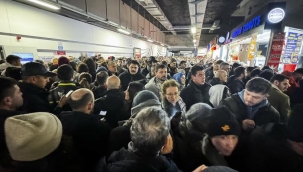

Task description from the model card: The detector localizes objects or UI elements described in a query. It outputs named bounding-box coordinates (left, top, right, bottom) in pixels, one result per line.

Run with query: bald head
left=215, top=70, right=228, bottom=83
left=106, top=76, right=120, bottom=90
left=70, top=88, right=94, bottom=112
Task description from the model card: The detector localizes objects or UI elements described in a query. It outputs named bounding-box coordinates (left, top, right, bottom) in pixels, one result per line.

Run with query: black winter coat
left=119, top=69, right=146, bottom=91
left=99, top=148, right=179, bottom=172
left=220, top=94, right=280, bottom=127
left=18, top=82, right=52, bottom=113
left=227, top=79, right=245, bottom=94
left=248, top=123, right=303, bottom=172
left=59, top=111, right=111, bottom=171
left=0, top=109, right=22, bottom=168
left=208, top=77, right=224, bottom=86
left=94, top=89, right=126, bottom=128
left=180, top=80, right=211, bottom=111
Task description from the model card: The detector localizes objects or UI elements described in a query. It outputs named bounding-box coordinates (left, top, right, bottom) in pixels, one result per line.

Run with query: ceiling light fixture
left=191, top=27, right=197, bottom=34
left=147, top=38, right=154, bottom=42
left=28, top=0, right=60, bottom=10
left=193, top=39, right=197, bottom=43
left=117, top=28, right=131, bottom=35
left=160, top=43, right=164, bottom=46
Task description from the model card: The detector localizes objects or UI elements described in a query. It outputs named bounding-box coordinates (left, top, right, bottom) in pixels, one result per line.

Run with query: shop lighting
left=28, top=0, right=60, bottom=10
left=191, top=27, right=197, bottom=34
left=117, top=28, right=131, bottom=35
left=147, top=38, right=154, bottom=42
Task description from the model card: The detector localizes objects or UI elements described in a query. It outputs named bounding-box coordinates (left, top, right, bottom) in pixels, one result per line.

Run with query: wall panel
left=120, top=1, right=131, bottom=29
left=107, top=0, right=120, bottom=25
left=131, top=9, right=138, bottom=33
left=87, top=0, right=107, bottom=19
left=60, top=0, right=86, bottom=11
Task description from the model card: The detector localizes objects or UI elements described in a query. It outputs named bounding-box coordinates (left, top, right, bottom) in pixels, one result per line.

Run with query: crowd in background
left=0, top=54, right=303, bottom=172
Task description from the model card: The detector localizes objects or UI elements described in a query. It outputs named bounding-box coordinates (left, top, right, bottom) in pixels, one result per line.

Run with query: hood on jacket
left=209, top=85, right=229, bottom=108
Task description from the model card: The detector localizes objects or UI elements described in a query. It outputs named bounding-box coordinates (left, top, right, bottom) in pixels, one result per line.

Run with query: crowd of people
left=0, top=54, right=303, bottom=172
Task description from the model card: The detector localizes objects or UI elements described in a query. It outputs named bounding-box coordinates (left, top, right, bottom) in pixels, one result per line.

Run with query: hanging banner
left=266, top=31, right=285, bottom=71
left=247, top=33, right=258, bottom=60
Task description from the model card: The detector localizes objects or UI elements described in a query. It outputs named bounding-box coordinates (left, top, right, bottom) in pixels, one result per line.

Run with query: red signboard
left=266, top=32, right=285, bottom=71
left=54, top=51, right=66, bottom=55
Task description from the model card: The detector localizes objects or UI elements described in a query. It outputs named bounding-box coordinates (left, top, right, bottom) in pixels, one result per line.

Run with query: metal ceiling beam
left=189, top=0, right=206, bottom=5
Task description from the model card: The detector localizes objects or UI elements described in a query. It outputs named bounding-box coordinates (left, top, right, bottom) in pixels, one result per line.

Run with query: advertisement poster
left=283, top=32, right=303, bottom=63
left=266, top=32, right=285, bottom=71
left=247, top=33, right=258, bottom=60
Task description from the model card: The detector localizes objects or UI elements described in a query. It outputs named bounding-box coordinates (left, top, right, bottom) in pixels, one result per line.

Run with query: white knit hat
left=4, top=112, right=62, bottom=161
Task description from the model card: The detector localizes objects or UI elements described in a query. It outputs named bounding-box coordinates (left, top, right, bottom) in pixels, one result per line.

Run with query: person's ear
left=273, top=80, right=279, bottom=86
left=160, top=134, right=173, bottom=155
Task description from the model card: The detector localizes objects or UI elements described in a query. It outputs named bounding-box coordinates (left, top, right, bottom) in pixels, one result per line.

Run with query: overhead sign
left=266, top=32, right=285, bottom=71
left=267, top=8, right=285, bottom=24
left=232, top=15, right=261, bottom=38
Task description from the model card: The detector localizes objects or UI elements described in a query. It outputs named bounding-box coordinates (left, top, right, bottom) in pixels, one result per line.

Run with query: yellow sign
left=248, top=33, right=258, bottom=60
left=221, top=125, right=230, bottom=132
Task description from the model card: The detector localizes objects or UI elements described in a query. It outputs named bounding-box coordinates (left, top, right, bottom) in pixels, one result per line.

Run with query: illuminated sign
left=232, top=15, right=261, bottom=38
left=267, top=8, right=285, bottom=24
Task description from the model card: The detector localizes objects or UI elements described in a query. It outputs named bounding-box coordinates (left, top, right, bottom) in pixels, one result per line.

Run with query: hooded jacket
left=119, top=68, right=145, bottom=91
left=145, top=77, right=163, bottom=100
left=220, top=90, right=280, bottom=128
left=209, top=85, right=230, bottom=108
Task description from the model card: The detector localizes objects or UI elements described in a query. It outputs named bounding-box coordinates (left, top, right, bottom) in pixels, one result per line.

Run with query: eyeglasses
left=166, top=93, right=179, bottom=97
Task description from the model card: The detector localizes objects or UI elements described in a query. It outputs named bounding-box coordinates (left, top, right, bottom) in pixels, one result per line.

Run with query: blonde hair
left=161, top=79, right=180, bottom=99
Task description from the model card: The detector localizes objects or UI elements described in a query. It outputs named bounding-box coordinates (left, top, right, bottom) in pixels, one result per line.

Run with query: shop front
left=227, top=2, right=287, bottom=69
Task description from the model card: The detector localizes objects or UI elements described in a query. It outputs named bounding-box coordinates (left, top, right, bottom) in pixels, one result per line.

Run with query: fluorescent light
left=28, top=0, right=60, bottom=10
left=117, top=28, right=131, bottom=35
left=147, top=38, right=154, bottom=42
left=193, top=39, right=197, bottom=43
left=191, top=27, right=196, bottom=34
left=160, top=43, right=164, bottom=46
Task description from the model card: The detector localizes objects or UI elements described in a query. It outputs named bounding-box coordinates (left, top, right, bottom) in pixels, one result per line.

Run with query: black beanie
left=132, top=90, right=159, bottom=107
left=286, top=104, right=303, bottom=142
left=207, top=106, right=241, bottom=137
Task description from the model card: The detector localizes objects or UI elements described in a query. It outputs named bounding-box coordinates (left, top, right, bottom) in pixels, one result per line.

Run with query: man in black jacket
left=49, top=64, right=79, bottom=111
left=18, top=62, right=56, bottom=113
left=59, top=88, right=111, bottom=171
left=0, top=77, right=23, bottom=168
left=221, top=77, right=280, bottom=131
left=227, top=66, right=246, bottom=94
left=94, top=76, right=125, bottom=128
left=180, top=65, right=211, bottom=111
left=119, top=60, right=145, bottom=91
left=247, top=104, right=303, bottom=172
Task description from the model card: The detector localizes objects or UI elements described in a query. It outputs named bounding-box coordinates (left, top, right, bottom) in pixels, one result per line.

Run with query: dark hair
left=161, top=61, right=168, bottom=67
left=84, top=58, right=96, bottom=80
left=259, top=69, right=274, bottom=81
left=4, top=67, right=22, bottom=81
left=129, top=60, right=140, bottom=67
left=246, top=77, right=272, bottom=94
left=0, top=76, right=17, bottom=101
left=250, top=68, right=261, bottom=77
left=6, top=55, right=21, bottom=64
left=128, top=82, right=144, bottom=102
left=57, top=64, right=74, bottom=81
left=231, top=63, right=241, bottom=71
left=234, top=67, right=245, bottom=77
left=220, top=62, right=229, bottom=69
left=69, top=61, right=77, bottom=71
left=96, top=71, right=108, bottom=85
left=270, top=74, right=289, bottom=83
left=246, top=66, right=255, bottom=73
left=77, top=63, right=89, bottom=73
left=155, top=64, right=167, bottom=73
left=215, top=60, right=224, bottom=65
left=35, top=60, right=44, bottom=64
left=0, top=60, right=5, bottom=64
left=261, top=66, right=271, bottom=71
left=191, top=65, right=204, bottom=76
left=179, top=61, right=186, bottom=66
left=69, top=92, right=93, bottom=110
left=294, top=68, right=303, bottom=75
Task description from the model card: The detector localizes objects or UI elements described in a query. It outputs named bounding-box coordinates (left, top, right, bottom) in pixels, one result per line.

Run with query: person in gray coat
left=145, top=64, right=167, bottom=100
